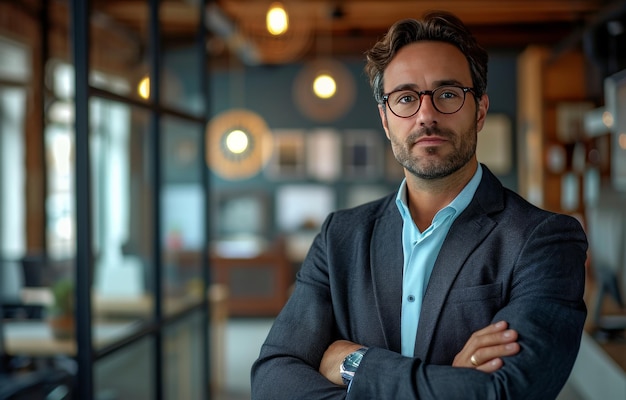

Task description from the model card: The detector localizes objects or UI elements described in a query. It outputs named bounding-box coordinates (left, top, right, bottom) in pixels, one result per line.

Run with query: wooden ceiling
left=91, top=0, right=625, bottom=66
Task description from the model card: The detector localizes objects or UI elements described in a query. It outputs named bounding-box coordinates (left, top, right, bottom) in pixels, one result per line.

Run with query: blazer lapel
left=371, top=204, right=403, bottom=353
left=413, top=166, right=503, bottom=360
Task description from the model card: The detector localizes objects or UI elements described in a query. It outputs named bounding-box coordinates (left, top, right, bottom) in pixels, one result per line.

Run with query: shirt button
left=407, top=295, right=415, bottom=302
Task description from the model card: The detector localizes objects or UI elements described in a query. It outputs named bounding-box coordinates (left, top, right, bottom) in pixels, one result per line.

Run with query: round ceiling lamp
left=293, top=58, right=356, bottom=122
left=267, top=2, right=289, bottom=36
left=313, top=73, right=337, bottom=99
left=207, top=109, right=272, bottom=180
left=241, top=3, right=313, bottom=64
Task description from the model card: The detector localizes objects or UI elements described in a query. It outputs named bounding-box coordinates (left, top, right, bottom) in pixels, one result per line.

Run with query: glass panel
left=0, top=35, right=31, bottom=261
left=161, top=117, right=206, bottom=315
left=0, top=84, right=28, bottom=305
left=94, top=335, right=155, bottom=399
left=160, top=1, right=204, bottom=116
left=45, top=140, right=74, bottom=258
left=164, top=311, right=206, bottom=400
left=90, top=100, right=154, bottom=327
left=90, top=1, right=148, bottom=103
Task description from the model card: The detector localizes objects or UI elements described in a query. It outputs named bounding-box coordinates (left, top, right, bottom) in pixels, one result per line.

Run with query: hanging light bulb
left=225, top=129, right=250, bottom=154
left=138, top=75, right=150, bottom=99
left=313, top=73, right=336, bottom=99
left=267, top=2, right=289, bottom=36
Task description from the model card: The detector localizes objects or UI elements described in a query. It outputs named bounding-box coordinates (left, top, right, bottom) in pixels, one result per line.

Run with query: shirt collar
left=395, top=164, right=483, bottom=221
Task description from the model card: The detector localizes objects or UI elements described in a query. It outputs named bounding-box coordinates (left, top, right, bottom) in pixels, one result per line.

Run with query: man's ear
left=476, top=94, right=490, bottom=132
left=378, top=104, right=391, bottom=139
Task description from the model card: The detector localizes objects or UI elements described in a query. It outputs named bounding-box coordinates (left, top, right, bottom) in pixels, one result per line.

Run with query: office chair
left=0, top=304, right=74, bottom=400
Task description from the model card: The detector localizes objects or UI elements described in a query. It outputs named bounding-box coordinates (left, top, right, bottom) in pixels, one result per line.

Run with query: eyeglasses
left=382, top=85, right=476, bottom=118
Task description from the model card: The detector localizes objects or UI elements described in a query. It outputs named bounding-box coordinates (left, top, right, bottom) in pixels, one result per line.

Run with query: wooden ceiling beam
left=90, top=0, right=608, bottom=64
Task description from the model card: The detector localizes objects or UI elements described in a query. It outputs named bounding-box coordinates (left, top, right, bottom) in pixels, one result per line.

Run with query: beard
left=390, top=124, right=477, bottom=180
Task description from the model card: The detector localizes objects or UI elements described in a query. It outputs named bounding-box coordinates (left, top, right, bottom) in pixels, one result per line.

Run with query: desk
left=4, top=320, right=140, bottom=356
left=16, top=284, right=229, bottom=393
left=21, top=285, right=228, bottom=318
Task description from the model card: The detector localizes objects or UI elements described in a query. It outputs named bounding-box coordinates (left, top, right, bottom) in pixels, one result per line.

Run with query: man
left=251, top=10, right=587, bottom=399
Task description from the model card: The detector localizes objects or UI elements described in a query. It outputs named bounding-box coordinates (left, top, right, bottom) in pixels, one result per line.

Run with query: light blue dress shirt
left=395, top=164, right=483, bottom=356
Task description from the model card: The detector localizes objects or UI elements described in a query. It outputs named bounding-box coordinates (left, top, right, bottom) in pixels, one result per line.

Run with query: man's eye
left=437, top=87, right=462, bottom=100
left=398, top=93, right=417, bottom=103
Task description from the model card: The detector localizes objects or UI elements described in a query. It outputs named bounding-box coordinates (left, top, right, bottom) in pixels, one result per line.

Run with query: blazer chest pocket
left=447, top=282, right=502, bottom=304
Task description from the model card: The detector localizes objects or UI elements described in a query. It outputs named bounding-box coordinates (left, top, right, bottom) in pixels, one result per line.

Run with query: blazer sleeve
left=348, top=213, right=588, bottom=400
left=251, top=213, right=349, bottom=400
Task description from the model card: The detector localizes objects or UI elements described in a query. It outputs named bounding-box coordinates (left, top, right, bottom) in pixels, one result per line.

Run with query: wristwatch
left=339, top=347, right=368, bottom=385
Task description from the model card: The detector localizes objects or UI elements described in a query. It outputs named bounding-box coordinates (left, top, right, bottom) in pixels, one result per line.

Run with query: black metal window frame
left=70, top=0, right=211, bottom=399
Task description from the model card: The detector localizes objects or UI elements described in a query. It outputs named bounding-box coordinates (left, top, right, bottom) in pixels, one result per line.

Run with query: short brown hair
left=364, top=11, right=488, bottom=104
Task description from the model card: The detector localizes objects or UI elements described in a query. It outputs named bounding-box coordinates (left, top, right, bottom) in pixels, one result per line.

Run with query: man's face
left=378, top=41, right=489, bottom=180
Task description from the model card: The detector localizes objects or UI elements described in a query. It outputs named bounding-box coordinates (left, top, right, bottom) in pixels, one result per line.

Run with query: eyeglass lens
left=386, top=86, right=468, bottom=117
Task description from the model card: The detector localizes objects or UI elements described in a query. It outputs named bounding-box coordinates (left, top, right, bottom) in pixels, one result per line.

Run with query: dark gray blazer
left=251, top=165, right=587, bottom=399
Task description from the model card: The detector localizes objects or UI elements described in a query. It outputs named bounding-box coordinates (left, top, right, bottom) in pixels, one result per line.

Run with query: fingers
left=472, top=320, right=509, bottom=336
left=475, top=357, right=503, bottom=373
left=452, top=321, right=520, bottom=371
left=471, top=341, right=520, bottom=373
left=472, top=322, right=518, bottom=350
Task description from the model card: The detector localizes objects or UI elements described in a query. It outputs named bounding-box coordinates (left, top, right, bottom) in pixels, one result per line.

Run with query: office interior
left=1, top=0, right=626, bottom=399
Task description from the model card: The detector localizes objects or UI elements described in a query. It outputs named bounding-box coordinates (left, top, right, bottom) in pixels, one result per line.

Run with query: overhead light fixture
left=266, top=2, right=289, bottom=36
left=138, top=75, right=150, bottom=99
left=293, top=59, right=356, bottom=122
left=225, top=129, right=250, bottom=154
left=207, top=109, right=272, bottom=180
left=313, top=73, right=336, bottom=99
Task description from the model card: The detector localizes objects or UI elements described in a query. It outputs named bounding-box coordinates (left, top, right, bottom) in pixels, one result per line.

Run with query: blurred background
left=1, top=0, right=626, bottom=399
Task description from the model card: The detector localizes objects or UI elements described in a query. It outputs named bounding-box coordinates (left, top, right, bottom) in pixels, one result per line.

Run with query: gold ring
left=470, top=355, right=478, bottom=367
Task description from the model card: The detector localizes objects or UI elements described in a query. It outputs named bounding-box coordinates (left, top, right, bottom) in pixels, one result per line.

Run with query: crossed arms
left=251, top=211, right=587, bottom=400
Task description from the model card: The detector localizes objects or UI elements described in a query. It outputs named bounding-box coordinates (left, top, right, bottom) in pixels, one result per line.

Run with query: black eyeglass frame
left=382, top=86, right=477, bottom=118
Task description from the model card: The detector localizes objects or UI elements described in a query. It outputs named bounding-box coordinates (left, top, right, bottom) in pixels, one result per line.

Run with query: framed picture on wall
left=265, top=129, right=306, bottom=179
left=275, top=184, right=336, bottom=232
left=306, top=128, right=341, bottom=182
left=212, top=190, right=269, bottom=240
left=343, top=130, right=383, bottom=179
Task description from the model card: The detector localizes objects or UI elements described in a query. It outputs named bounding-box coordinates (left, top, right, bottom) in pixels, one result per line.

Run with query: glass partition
left=89, top=2, right=147, bottom=105
left=0, top=1, right=210, bottom=398
left=161, top=116, right=206, bottom=316
left=0, top=82, right=28, bottom=306
left=160, top=3, right=203, bottom=117
left=90, top=100, right=155, bottom=333
left=163, top=311, right=205, bottom=400
left=94, top=336, right=155, bottom=399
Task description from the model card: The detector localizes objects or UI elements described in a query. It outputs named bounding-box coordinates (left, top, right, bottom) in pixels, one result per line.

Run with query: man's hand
left=319, top=340, right=364, bottom=385
left=320, top=321, right=519, bottom=385
left=453, top=321, right=520, bottom=372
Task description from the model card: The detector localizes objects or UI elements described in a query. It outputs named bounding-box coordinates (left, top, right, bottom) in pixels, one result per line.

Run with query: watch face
left=344, top=352, right=363, bottom=369
left=340, top=348, right=367, bottom=385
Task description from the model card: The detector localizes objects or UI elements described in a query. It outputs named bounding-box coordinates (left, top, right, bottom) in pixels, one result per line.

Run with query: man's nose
left=414, top=94, right=439, bottom=126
